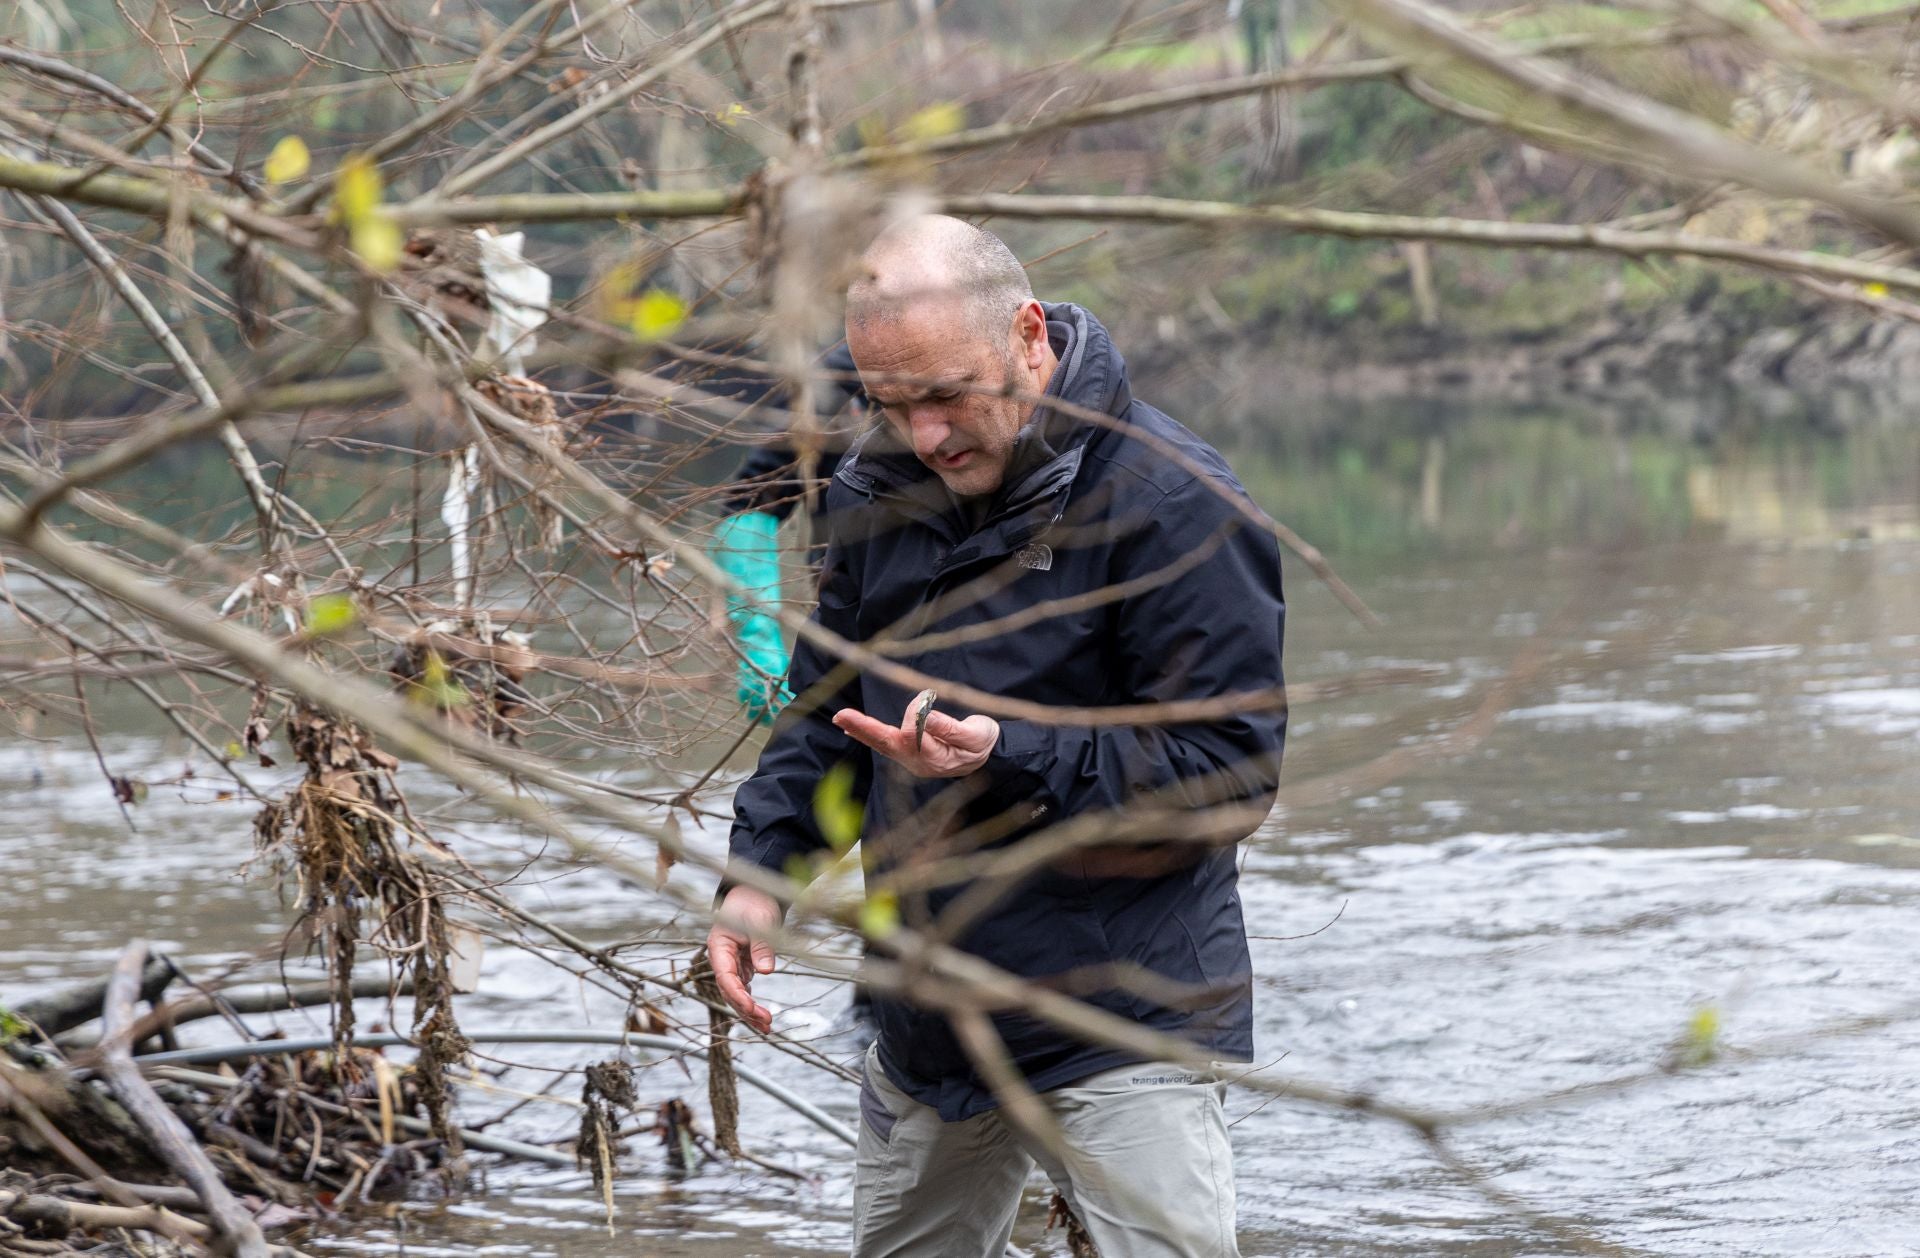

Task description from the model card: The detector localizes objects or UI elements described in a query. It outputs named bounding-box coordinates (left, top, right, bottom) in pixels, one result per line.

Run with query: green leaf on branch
left=1677, top=1004, right=1720, bottom=1068
left=597, top=259, right=687, bottom=341
left=304, top=593, right=357, bottom=636
left=352, top=216, right=404, bottom=273
left=859, top=890, right=899, bottom=940
left=629, top=289, right=686, bottom=341
left=812, top=761, right=863, bottom=853
left=899, top=101, right=965, bottom=142
left=332, top=154, right=402, bottom=272
left=264, top=136, right=311, bottom=187
left=333, top=154, right=382, bottom=223
left=410, top=650, right=470, bottom=710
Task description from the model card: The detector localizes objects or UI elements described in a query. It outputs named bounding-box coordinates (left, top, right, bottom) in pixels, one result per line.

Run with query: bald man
left=708, top=216, right=1286, bottom=1257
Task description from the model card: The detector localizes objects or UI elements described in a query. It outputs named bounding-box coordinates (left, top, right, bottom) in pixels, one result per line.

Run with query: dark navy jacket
left=727, top=304, right=1286, bottom=1121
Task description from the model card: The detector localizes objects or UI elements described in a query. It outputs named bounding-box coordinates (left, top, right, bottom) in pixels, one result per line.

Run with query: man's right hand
left=706, top=885, right=783, bottom=1034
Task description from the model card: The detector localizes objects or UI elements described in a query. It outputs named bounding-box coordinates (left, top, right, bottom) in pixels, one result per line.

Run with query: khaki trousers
left=851, top=1044, right=1240, bottom=1258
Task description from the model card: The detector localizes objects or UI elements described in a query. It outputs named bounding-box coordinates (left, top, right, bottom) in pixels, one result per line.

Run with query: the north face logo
left=1015, top=543, right=1053, bottom=571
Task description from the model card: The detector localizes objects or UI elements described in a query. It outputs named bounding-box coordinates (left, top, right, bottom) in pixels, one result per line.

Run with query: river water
left=6, top=392, right=1920, bottom=1256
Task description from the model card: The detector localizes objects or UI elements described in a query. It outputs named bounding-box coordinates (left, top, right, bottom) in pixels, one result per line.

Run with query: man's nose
left=908, top=407, right=950, bottom=457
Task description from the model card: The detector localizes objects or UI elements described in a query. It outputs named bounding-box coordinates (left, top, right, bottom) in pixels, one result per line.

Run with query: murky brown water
left=7, top=394, right=1920, bottom=1255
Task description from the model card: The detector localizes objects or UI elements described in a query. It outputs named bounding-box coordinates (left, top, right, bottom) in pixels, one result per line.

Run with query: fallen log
left=0, top=1049, right=167, bottom=1185
left=97, top=942, right=270, bottom=1258
left=10, top=957, right=174, bottom=1039
left=0, top=1183, right=313, bottom=1258
left=0, top=1187, right=203, bottom=1248
left=59, top=1178, right=203, bottom=1211
left=58, top=975, right=416, bottom=1051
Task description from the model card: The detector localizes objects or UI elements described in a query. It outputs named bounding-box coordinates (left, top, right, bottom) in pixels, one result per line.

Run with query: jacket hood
left=1039, top=300, right=1131, bottom=432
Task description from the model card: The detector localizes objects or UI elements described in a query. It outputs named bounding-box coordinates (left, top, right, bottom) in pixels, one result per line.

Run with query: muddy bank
left=1144, top=295, right=1920, bottom=422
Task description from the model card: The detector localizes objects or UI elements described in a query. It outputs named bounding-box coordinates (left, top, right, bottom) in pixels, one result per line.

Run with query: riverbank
left=1127, top=246, right=1920, bottom=412
left=1235, top=303, right=1920, bottom=401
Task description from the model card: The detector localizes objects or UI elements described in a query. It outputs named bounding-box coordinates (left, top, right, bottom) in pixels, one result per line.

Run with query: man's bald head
left=847, top=215, right=1033, bottom=347
left=843, top=215, right=1058, bottom=497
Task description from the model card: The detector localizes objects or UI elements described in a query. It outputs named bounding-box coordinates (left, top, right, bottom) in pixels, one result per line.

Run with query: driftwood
left=11, top=958, right=173, bottom=1039
left=0, top=1176, right=317, bottom=1258
left=61, top=1180, right=204, bottom=1211
left=0, top=1043, right=164, bottom=1185
left=95, top=942, right=270, bottom=1258
left=58, top=975, right=416, bottom=1051
left=0, top=1187, right=206, bottom=1248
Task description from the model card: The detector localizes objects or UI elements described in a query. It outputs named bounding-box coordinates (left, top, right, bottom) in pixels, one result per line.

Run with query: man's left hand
left=834, top=690, right=998, bottom=777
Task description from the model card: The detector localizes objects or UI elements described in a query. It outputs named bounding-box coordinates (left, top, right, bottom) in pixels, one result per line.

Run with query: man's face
left=848, top=302, right=1028, bottom=498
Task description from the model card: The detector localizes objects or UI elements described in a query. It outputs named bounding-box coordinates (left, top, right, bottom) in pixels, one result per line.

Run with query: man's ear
left=1013, top=300, right=1048, bottom=370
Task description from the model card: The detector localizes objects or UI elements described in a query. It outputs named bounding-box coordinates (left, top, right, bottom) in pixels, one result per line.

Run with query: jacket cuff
left=980, top=719, right=1058, bottom=810
left=714, top=832, right=809, bottom=908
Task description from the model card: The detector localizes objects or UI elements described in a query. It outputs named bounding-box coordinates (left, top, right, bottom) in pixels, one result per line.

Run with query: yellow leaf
left=598, top=260, right=645, bottom=313
left=1676, top=1004, right=1720, bottom=1068
left=350, top=213, right=404, bottom=273
left=264, top=135, right=311, bottom=187
left=859, top=890, right=899, bottom=939
left=223, top=741, right=244, bottom=761
left=1864, top=282, right=1891, bottom=300
left=333, top=153, right=383, bottom=225
left=598, top=262, right=686, bottom=339
left=812, top=761, right=864, bottom=853
left=719, top=103, right=751, bottom=128
left=899, top=101, right=965, bottom=143
left=629, top=288, right=687, bottom=341
left=411, top=650, right=471, bottom=710
left=304, top=592, right=356, bottom=635
left=332, top=153, right=402, bottom=271
left=595, top=261, right=638, bottom=325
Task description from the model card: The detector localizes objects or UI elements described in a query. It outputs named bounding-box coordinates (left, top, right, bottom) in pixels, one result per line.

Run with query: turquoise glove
left=711, top=512, right=793, bottom=725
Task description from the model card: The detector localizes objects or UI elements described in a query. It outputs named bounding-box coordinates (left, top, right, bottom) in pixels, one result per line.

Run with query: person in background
left=708, top=343, right=861, bottom=725
left=707, top=343, right=876, bottom=1046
